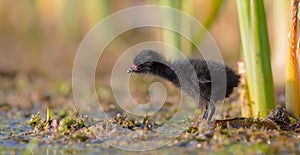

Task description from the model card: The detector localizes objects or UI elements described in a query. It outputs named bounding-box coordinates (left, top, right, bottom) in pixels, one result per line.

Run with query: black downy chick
left=127, top=50, right=240, bottom=121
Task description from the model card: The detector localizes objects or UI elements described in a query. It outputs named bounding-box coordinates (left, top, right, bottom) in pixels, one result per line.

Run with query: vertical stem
left=159, top=0, right=182, bottom=57
left=181, top=0, right=193, bottom=54
left=237, top=0, right=276, bottom=117
left=46, top=107, right=51, bottom=122
left=286, top=0, right=300, bottom=117
left=236, top=0, right=255, bottom=116
left=250, top=0, right=276, bottom=117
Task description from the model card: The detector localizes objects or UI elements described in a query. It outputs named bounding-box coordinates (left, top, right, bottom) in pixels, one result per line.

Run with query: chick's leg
left=198, top=100, right=209, bottom=120
left=206, top=101, right=215, bottom=121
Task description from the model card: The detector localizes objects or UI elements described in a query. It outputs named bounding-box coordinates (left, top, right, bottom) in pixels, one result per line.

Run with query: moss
left=289, top=116, right=297, bottom=124
left=186, top=126, right=198, bottom=134
left=28, top=112, right=49, bottom=131
left=59, top=118, right=85, bottom=135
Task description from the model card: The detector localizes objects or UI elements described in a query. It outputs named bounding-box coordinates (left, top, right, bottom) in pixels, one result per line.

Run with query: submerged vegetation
left=3, top=105, right=300, bottom=154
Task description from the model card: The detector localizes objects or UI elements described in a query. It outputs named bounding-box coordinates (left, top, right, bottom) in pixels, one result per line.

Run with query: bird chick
left=127, top=49, right=240, bottom=121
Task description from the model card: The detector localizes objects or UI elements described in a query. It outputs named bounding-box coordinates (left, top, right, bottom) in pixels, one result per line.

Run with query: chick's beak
left=127, top=67, right=133, bottom=73
left=127, top=64, right=137, bottom=73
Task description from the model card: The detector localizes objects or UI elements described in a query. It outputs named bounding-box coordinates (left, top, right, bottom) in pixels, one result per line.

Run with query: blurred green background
left=0, top=0, right=289, bottom=90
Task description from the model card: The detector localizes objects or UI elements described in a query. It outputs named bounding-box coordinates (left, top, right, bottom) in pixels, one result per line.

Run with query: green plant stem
left=159, top=0, right=182, bottom=57
left=47, top=107, right=51, bottom=122
left=251, top=0, right=276, bottom=117
left=250, top=0, right=276, bottom=117
left=180, top=0, right=193, bottom=54
left=236, top=0, right=255, bottom=116
left=237, top=0, right=275, bottom=117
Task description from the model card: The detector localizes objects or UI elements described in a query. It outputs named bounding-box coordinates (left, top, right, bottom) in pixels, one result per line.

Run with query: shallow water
left=0, top=118, right=201, bottom=154
left=2, top=116, right=300, bottom=155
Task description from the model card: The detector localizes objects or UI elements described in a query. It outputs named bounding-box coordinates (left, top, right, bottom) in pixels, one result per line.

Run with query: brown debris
left=214, top=107, right=300, bottom=133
